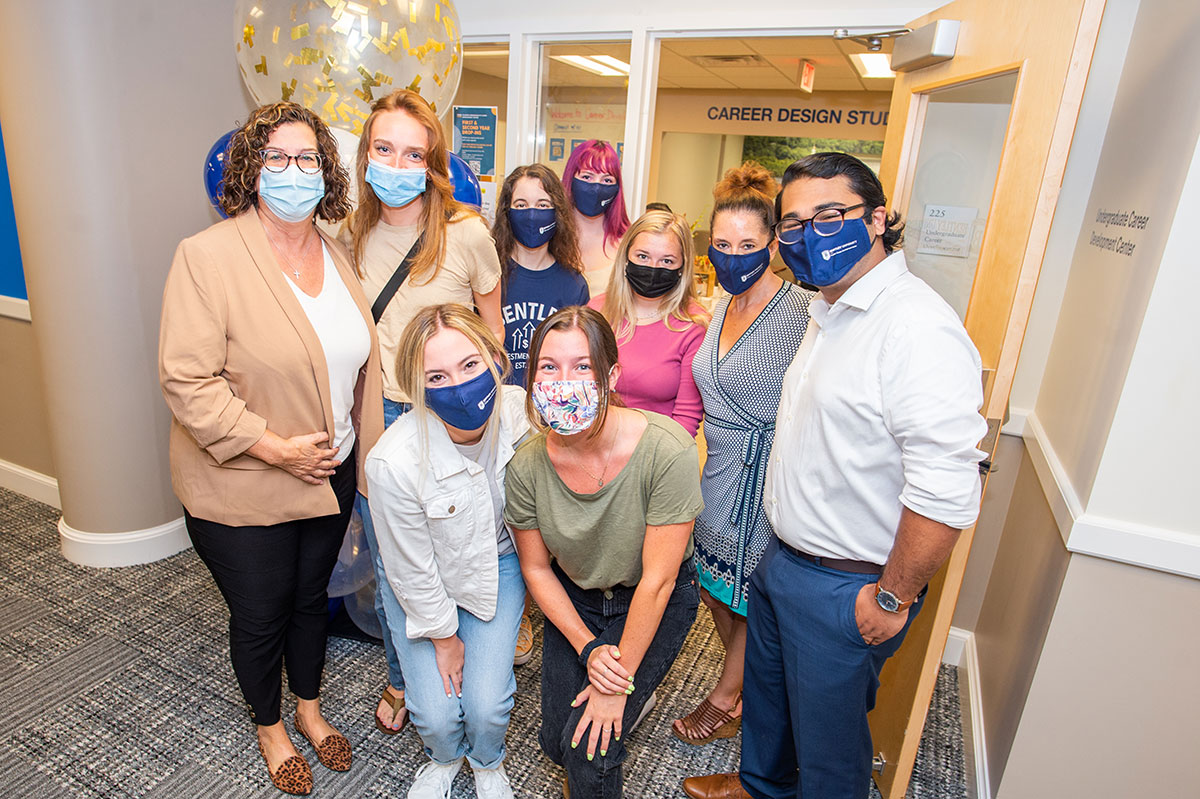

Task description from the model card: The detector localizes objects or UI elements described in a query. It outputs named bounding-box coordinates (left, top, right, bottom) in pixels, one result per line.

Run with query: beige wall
left=0, top=0, right=251, bottom=545
left=1033, top=0, right=1198, bottom=511
left=0, top=316, right=54, bottom=477
left=997, top=553, right=1200, bottom=799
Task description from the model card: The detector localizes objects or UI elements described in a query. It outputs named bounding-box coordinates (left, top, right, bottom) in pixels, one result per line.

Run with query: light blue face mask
left=366, top=159, right=427, bottom=208
left=257, top=165, right=325, bottom=223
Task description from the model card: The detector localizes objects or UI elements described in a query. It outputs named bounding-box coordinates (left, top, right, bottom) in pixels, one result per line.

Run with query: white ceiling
left=462, top=35, right=896, bottom=92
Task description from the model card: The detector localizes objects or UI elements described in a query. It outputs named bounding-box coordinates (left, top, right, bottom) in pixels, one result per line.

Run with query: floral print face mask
left=531, top=379, right=601, bottom=435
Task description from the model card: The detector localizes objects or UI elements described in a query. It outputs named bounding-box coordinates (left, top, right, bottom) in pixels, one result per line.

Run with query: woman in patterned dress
left=672, top=163, right=812, bottom=745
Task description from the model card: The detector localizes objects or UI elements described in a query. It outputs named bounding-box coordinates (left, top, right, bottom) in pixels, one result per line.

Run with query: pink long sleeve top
left=589, top=296, right=707, bottom=436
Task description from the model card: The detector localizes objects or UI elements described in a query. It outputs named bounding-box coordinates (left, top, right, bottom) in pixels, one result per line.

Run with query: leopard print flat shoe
left=294, top=714, right=353, bottom=772
left=257, top=741, right=313, bottom=795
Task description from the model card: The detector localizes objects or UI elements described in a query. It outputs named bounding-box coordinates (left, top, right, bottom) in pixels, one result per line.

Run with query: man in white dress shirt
left=683, top=154, right=986, bottom=799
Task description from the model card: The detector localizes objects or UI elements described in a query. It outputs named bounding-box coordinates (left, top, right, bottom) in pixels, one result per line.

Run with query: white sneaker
left=473, top=762, right=515, bottom=799
left=630, top=690, right=658, bottom=733
left=408, top=757, right=463, bottom=799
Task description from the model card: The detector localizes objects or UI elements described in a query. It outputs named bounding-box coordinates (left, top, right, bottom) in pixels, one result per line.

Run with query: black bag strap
left=371, top=235, right=423, bottom=323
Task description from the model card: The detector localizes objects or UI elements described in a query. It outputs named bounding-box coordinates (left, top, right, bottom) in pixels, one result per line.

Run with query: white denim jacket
left=364, top=385, right=529, bottom=640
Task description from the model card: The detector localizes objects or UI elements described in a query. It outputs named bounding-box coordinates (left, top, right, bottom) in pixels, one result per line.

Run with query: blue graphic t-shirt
left=502, top=260, right=590, bottom=387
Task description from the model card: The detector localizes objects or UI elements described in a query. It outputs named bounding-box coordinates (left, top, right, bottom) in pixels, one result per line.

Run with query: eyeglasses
left=259, top=148, right=323, bottom=174
left=775, top=203, right=866, bottom=244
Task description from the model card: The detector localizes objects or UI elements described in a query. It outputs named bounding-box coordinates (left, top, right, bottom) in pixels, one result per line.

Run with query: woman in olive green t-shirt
left=504, top=307, right=702, bottom=798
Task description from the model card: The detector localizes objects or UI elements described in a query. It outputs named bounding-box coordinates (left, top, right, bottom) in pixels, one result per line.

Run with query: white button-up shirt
left=763, top=252, right=986, bottom=565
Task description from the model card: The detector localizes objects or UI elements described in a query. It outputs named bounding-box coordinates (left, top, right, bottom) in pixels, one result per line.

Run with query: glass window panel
left=452, top=42, right=509, bottom=222
left=536, top=41, right=631, bottom=178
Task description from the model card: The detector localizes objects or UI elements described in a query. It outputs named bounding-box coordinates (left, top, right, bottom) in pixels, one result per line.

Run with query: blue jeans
left=386, top=552, right=526, bottom=769
left=540, top=560, right=699, bottom=799
left=356, top=397, right=411, bottom=690
left=739, top=539, right=923, bottom=799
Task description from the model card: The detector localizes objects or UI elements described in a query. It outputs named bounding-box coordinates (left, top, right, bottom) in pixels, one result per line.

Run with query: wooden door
left=867, top=0, right=1106, bottom=796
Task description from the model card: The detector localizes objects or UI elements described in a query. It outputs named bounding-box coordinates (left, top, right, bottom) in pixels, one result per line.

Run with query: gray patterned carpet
left=0, top=486, right=966, bottom=798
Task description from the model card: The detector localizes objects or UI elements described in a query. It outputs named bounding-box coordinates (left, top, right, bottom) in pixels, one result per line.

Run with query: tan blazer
left=159, top=211, right=384, bottom=526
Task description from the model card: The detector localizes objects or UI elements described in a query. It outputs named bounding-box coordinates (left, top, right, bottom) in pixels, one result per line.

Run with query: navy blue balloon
left=446, top=150, right=483, bottom=208
left=203, top=129, right=236, bottom=219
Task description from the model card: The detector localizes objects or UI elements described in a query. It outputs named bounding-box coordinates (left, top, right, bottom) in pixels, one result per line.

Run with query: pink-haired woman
left=561, top=140, right=631, bottom=296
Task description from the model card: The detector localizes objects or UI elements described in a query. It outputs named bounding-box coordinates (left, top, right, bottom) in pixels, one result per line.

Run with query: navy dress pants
left=740, top=539, right=923, bottom=799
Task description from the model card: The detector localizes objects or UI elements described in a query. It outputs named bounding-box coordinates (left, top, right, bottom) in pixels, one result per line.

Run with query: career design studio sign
left=656, top=91, right=892, bottom=141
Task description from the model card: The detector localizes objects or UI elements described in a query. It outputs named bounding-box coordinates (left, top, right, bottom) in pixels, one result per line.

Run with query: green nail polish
left=587, top=753, right=594, bottom=761
left=571, top=741, right=578, bottom=749
left=600, top=749, right=607, bottom=757
left=615, top=735, right=621, bottom=741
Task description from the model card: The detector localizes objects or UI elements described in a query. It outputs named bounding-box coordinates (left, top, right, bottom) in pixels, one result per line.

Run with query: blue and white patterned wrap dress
left=691, top=282, right=812, bottom=615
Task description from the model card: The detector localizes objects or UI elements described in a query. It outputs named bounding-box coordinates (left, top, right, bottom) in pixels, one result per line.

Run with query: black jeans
left=185, top=450, right=356, bottom=726
left=540, top=560, right=699, bottom=799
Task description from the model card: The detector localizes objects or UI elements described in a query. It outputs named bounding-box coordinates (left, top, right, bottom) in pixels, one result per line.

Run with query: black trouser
left=185, top=450, right=356, bottom=726
left=540, top=559, right=699, bottom=799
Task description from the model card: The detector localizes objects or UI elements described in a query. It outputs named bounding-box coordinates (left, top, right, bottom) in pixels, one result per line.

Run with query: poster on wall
left=916, top=205, right=978, bottom=258
left=542, top=104, right=625, bottom=175
left=452, top=105, right=498, bottom=222
left=0, top=124, right=28, bottom=319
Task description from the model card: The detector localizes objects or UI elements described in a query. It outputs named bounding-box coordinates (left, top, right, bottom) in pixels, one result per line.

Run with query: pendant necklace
left=265, top=227, right=313, bottom=279
left=578, top=412, right=622, bottom=487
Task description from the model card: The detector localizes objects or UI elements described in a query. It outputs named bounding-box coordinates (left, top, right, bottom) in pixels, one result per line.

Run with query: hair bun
left=714, top=161, right=778, bottom=202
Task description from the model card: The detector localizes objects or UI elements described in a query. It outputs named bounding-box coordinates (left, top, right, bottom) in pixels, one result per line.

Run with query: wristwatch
left=875, top=583, right=916, bottom=613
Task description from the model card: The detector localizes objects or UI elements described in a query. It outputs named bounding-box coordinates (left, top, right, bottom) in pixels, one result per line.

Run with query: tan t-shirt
left=352, top=212, right=501, bottom=401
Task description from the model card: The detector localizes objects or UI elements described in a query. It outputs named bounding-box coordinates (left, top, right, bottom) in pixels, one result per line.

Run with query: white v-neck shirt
left=285, top=245, right=371, bottom=456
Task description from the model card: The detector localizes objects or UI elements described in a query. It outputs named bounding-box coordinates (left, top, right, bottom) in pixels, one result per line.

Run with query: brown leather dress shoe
left=682, top=772, right=752, bottom=799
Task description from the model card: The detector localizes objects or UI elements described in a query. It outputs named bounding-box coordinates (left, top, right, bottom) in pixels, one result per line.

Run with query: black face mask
left=624, top=260, right=682, bottom=299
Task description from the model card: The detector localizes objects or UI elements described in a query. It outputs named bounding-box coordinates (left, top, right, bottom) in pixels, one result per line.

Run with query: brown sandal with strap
left=671, top=693, right=742, bottom=745
left=293, top=714, right=353, bottom=772
left=374, top=686, right=408, bottom=735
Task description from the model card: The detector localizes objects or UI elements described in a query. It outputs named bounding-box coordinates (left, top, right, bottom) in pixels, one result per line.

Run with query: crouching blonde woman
left=364, top=304, right=528, bottom=799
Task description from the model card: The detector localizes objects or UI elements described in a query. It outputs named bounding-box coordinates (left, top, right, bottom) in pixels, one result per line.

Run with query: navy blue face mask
left=707, top=245, right=771, bottom=294
left=508, top=207, right=557, bottom=249
left=571, top=177, right=620, bottom=217
left=779, top=218, right=874, bottom=287
left=424, top=368, right=497, bottom=431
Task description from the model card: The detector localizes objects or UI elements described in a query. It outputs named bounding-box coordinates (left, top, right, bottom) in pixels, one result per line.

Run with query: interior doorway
left=646, top=34, right=898, bottom=302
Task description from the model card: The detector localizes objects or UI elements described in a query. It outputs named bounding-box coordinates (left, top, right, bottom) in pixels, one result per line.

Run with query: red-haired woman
left=561, top=140, right=630, bottom=296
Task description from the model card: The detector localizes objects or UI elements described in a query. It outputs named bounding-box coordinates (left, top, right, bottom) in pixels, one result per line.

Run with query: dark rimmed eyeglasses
left=775, top=203, right=866, bottom=244
left=259, top=148, right=323, bottom=174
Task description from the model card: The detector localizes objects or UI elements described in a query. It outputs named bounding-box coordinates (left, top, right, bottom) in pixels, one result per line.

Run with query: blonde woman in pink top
left=589, top=210, right=708, bottom=436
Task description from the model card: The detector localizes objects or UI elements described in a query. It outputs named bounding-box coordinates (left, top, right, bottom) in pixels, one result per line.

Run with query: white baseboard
left=59, top=516, right=191, bottom=567
left=0, top=457, right=60, bottom=509
left=0, top=295, right=31, bottom=321
left=1022, top=412, right=1200, bottom=578
left=1000, top=406, right=1029, bottom=438
left=942, top=625, right=968, bottom=667
left=945, top=627, right=990, bottom=799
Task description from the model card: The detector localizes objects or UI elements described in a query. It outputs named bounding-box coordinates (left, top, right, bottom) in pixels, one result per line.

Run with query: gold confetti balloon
left=234, top=0, right=463, bottom=134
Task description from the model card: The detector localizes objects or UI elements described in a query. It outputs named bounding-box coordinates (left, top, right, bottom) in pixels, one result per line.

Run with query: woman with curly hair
left=159, top=102, right=383, bottom=795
